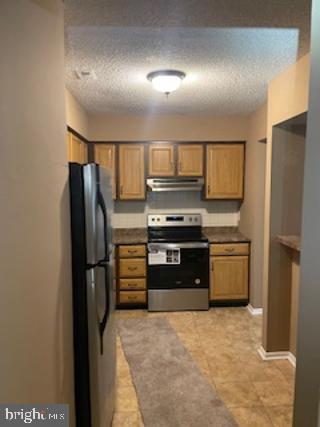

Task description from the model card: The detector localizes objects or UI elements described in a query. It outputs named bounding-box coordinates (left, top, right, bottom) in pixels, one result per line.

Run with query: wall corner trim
left=247, top=304, right=263, bottom=316
left=257, top=346, right=296, bottom=367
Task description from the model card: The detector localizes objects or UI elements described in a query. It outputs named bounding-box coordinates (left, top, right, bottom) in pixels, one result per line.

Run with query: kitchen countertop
left=202, top=227, right=250, bottom=243
left=277, top=235, right=301, bottom=252
left=113, top=226, right=250, bottom=245
left=113, top=228, right=148, bottom=244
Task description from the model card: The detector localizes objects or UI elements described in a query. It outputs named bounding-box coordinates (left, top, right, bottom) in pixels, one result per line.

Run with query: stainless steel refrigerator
left=69, top=163, right=116, bottom=427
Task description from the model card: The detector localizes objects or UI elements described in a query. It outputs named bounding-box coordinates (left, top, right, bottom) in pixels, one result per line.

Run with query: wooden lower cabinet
left=119, top=278, right=146, bottom=290
left=118, top=245, right=146, bottom=258
left=210, top=244, right=249, bottom=302
left=117, top=244, right=147, bottom=307
left=119, top=258, right=146, bottom=278
left=119, top=291, right=146, bottom=305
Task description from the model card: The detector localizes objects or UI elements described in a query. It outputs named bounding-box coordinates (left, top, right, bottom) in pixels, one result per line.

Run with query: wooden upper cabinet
left=206, top=143, right=244, bottom=199
left=210, top=255, right=248, bottom=301
left=119, top=144, right=145, bottom=200
left=94, top=144, right=116, bottom=199
left=67, top=132, right=88, bottom=164
left=148, top=144, right=175, bottom=176
left=178, top=144, right=203, bottom=176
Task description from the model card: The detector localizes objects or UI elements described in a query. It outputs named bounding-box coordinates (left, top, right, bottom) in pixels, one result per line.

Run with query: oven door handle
left=148, top=242, right=209, bottom=251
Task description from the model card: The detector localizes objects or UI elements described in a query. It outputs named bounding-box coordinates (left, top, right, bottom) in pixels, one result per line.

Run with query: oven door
left=147, top=242, right=209, bottom=289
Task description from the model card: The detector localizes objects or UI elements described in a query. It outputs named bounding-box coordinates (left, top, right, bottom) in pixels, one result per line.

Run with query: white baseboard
left=258, top=346, right=296, bottom=367
left=287, top=352, right=297, bottom=367
left=247, top=304, right=263, bottom=316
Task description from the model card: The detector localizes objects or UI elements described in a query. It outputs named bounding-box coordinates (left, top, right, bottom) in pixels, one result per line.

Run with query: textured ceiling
left=65, top=0, right=311, bottom=115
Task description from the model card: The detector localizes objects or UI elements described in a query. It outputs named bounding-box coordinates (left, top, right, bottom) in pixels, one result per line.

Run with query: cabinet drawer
left=118, top=245, right=146, bottom=258
left=119, top=278, right=146, bottom=290
left=119, top=258, right=146, bottom=277
left=119, top=291, right=146, bottom=305
left=210, top=243, right=249, bottom=256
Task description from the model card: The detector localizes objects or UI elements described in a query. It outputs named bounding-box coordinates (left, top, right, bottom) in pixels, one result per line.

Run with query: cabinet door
left=148, top=144, right=175, bottom=176
left=94, top=144, right=116, bottom=199
left=210, top=256, right=248, bottom=300
left=206, top=144, right=244, bottom=199
left=68, top=132, right=88, bottom=164
left=178, top=144, right=203, bottom=176
left=119, top=144, right=145, bottom=200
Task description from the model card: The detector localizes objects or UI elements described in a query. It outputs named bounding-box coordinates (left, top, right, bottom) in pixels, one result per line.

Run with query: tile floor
left=113, top=308, right=295, bottom=427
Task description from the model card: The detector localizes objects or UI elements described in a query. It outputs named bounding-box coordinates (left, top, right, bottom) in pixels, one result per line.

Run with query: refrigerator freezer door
left=86, top=256, right=116, bottom=427
left=84, top=164, right=113, bottom=266
left=83, top=164, right=99, bottom=265
left=97, top=166, right=114, bottom=261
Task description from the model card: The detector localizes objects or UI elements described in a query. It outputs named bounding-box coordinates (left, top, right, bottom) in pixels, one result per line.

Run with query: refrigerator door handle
left=97, top=189, right=109, bottom=263
left=98, top=261, right=109, bottom=355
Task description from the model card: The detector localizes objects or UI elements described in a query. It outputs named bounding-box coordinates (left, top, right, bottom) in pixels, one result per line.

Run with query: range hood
left=147, top=178, right=204, bottom=192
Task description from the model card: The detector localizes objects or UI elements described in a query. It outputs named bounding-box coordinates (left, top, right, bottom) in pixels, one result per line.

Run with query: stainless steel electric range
left=147, top=214, right=209, bottom=311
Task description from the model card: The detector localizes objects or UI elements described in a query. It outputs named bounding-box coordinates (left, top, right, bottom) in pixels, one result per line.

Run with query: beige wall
left=88, top=114, right=249, bottom=141
left=267, top=55, right=310, bottom=127
left=65, top=88, right=89, bottom=139
left=262, top=54, right=310, bottom=351
left=0, top=0, right=74, bottom=422
left=240, top=103, right=267, bottom=308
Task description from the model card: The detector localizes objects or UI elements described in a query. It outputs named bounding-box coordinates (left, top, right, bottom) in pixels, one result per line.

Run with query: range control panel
left=147, top=214, right=202, bottom=227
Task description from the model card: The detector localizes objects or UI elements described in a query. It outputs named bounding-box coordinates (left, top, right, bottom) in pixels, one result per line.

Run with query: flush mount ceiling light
left=147, top=70, right=186, bottom=96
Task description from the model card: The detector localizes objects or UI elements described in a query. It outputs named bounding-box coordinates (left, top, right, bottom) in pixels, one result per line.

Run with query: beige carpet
left=117, top=317, right=237, bottom=427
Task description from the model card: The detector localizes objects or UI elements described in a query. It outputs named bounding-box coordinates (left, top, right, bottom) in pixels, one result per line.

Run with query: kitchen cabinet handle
left=208, top=185, right=211, bottom=194
left=211, top=262, right=214, bottom=271
left=128, top=295, right=137, bottom=300
left=120, top=185, right=123, bottom=195
left=128, top=249, right=137, bottom=254
left=128, top=282, right=138, bottom=287
left=225, top=248, right=235, bottom=253
left=128, top=266, right=138, bottom=271
left=179, top=161, right=182, bottom=172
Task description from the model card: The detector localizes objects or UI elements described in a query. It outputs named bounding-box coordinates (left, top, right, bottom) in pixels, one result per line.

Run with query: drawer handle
left=128, top=295, right=138, bottom=300
left=225, top=248, right=235, bottom=252
left=128, top=266, right=138, bottom=271
left=128, top=282, right=138, bottom=287
left=128, top=249, right=138, bottom=254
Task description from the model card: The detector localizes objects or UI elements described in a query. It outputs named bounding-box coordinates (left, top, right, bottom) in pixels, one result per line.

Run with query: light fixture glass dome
left=147, top=70, right=186, bottom=95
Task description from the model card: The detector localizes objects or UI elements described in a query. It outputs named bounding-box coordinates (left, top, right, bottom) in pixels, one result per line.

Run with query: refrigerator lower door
left=86, top=258, right=116, bottom=427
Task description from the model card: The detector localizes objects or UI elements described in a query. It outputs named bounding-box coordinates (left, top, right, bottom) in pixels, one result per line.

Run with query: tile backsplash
left=112, top=192, right=240, bottom=228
